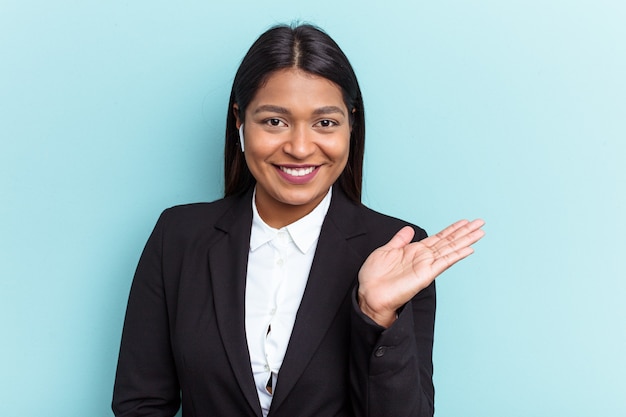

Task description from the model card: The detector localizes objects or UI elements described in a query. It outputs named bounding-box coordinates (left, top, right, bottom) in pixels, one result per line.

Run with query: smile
left=279, top=166, right=317, bottom=177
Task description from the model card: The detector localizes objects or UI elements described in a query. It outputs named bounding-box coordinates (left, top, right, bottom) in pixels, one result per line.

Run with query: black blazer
left=113, top=187, right=436, bottom=417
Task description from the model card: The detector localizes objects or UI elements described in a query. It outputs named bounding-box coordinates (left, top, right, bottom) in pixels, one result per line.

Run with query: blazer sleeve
left=112, top=210, right=181, bottom=417
left=349, top=231, right=436, bottom=417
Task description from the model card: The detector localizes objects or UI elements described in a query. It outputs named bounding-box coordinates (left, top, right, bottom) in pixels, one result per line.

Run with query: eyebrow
left=253, top=105, right=290, bottom=115
left=253, top=105, right=346, bottom=117
left=313, top=106, right=346, bottom=117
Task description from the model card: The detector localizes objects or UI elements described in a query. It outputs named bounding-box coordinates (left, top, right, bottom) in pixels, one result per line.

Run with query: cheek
left=243, top=137, right=272, bottom=167
left=333, top=136, right=351, bottom=164
left=242, top=149, right=265, bottom=182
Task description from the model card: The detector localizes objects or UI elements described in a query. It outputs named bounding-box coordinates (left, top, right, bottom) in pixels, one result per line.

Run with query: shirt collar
left=250, top=187, right=332, bottom=254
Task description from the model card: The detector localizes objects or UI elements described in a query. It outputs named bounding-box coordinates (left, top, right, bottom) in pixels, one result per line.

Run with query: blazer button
left=374, top=346, right=386, bottom=357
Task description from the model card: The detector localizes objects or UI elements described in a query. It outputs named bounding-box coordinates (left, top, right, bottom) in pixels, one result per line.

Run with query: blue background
left=1, top=0, right=624, bottom=416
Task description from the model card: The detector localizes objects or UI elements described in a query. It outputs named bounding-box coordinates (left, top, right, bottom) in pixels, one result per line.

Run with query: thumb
left=381, top=226, right=415, bottom=250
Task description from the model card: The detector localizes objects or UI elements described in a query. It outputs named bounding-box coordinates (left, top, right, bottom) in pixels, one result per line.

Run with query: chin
left=276, top=190, right=326, bottom=207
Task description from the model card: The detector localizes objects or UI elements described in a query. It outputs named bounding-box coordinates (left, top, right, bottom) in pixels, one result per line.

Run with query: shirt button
left=270, top=308, right=276, bottom=315
left=276, top=259, right=284, bottom=266
left=264, top=364, right=270, bottom=371
left=374, top=346, right=386, bottom=358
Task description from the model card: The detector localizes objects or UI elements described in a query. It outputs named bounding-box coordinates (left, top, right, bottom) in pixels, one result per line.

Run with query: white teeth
left=280, top=166, right=315, bottom=177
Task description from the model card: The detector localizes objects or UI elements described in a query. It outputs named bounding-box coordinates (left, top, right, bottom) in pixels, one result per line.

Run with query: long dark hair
left=223, top=23, right=365, bottom=203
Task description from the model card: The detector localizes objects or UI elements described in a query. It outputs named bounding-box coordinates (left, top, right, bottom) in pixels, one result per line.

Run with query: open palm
left=358, top=219, right=485, bottom=327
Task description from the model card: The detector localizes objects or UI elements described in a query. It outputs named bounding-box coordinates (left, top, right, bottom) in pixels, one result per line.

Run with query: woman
left=112, top=24, right=484, bottom=417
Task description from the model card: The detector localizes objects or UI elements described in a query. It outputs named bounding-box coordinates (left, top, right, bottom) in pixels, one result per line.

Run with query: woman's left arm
left=349, top=280, right=436, bottom=417
left=349, top=219, right=484, bottom=417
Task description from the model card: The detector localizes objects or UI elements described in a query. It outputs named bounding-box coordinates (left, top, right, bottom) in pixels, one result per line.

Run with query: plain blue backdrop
left=1, top=0, right=624, bottom=416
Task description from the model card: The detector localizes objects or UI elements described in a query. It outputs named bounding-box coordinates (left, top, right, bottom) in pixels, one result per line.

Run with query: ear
left=350, top=107, right=356, bottom=132
left=233, top=104, right=242, bottom=129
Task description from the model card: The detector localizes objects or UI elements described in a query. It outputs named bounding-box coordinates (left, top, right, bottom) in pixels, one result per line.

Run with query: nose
left=283, top=126, right=315, bottom=159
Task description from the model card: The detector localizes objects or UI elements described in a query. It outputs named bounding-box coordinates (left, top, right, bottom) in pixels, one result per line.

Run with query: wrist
left=357, top=293, right=397, bottom=328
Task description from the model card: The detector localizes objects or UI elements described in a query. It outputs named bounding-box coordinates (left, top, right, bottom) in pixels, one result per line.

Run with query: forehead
left=248, top=68, right=346, bottom=112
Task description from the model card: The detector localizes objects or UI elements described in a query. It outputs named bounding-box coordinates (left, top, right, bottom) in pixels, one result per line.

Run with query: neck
left=254, top=189, right=329, bottom=229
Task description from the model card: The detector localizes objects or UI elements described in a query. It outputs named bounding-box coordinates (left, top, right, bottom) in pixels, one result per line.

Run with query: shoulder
left=155, top=193, right=250, bottom=243
left=327, top=188, right=427, bottom=250
left=357, top=203, right=428, bottom=242
left=161, top=195, right=239, bottom=225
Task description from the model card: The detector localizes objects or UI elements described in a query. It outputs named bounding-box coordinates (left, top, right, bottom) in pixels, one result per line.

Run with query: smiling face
left=235, top=68, right=351, bottom=228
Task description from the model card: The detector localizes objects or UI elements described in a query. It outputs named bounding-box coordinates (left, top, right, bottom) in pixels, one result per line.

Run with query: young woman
left=113, top=24, right=485, bottom=417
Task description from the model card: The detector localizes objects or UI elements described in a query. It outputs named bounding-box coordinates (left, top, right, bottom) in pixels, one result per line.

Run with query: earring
left=238, top=124, right=245, bottom=152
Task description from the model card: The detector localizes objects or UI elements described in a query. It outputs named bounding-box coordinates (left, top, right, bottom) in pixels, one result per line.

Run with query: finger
left=445, top=219, right=484, bottom=239
left=447, top=219, right=485, bottom=245
left=420, top=219, right=472, bottom=247
left=381, top=226, right=416, bottom=250
left=428, top=218, right=485, bottom=247
left=429, top=246, right=476, bottom=276
left=436, top=219, right=471, bottom=239
left=428, top=224, right=484, bottom=273
left=431, top=227, right=485, bottom=259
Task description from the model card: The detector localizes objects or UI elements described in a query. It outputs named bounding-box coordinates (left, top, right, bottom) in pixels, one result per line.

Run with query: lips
left=275, top=165, right=320, bottom=184
left=279, top=166, right=316, bottom=176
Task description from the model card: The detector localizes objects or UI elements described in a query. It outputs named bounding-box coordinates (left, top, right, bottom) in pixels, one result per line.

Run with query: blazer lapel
left=208, top=190, right=262, bottom=417
left=269, top=189, right=367, bottom=413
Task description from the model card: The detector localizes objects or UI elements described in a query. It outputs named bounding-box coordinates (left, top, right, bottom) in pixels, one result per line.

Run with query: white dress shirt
left=245, top=188, right=332, bottom=417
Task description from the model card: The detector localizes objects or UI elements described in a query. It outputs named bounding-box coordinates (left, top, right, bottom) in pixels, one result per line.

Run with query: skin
left=235, top=67, right=485, bottom=327
left=234, top=68, right=351, bottom=229
left=357, top=219, right=485, bottom=327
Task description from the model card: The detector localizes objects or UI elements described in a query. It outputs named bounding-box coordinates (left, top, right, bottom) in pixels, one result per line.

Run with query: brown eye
left=264, top=118, right=285, bottom=127
left=316, top=119, right=338, bottom=128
